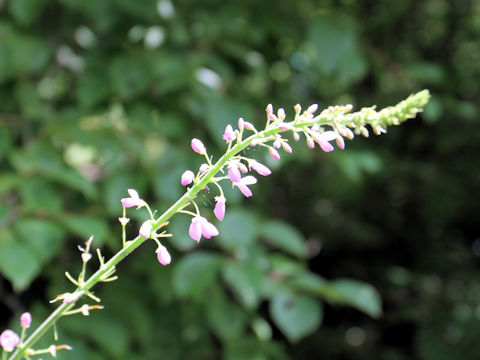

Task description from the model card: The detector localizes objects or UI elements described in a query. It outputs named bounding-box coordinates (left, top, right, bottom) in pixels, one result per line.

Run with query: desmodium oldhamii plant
left=2, top=90, right=430, bottom=359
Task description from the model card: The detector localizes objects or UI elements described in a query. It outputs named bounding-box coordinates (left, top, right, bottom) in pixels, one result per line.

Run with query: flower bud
left=223, top=124, right=236, bottom=142
left=214, top=196, right=226, bottom=221
left=277, top=108, right=285, bottom=120
left=0, top=330, right=20, bottom=352
left=282, top=142, right=292, bottom=153
left=307, top=104, right=318, bottom=113
left=294, top=104, right=301, bottom=114
left=191, top=138, right=206, bottom=155
left=181, top=170, right=195, bottom=186
left=20, top=312, right=32, bottom=328
left=156, top=244, right=171, bottom=265
left=266, top=103, right=273, bottom=115
left=199, top=164, right=209, bottom=173
left=139, top=220, right=153, bottom=238
left=336, top=136, right=345, bottom=150
left=269, top=147, right=280, bottom=160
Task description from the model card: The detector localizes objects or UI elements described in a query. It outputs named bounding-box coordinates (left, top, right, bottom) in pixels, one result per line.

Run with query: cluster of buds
left=123, top=91, right=430, bottom=268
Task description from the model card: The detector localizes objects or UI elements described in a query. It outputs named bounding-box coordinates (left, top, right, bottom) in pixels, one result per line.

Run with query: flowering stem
left=8, top=90, right=429, bottom=360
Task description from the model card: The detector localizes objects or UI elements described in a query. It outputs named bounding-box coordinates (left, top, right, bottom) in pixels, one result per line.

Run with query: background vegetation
left=1, top=0, right=479, bottom=359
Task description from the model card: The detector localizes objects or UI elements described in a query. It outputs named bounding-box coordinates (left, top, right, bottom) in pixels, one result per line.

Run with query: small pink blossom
left=228, top=163, right=242, bottom=183
left=139, top=220, right=153, bottom=238
left=293, top=132, right=300, bottom=141
left=277, top=108, right=286, bottom=120
left=311, top=131, right=338, bottom=152
left=268, top=113, right=278, bottom=121
left=336, top=136, right=345, bottom=150
left=238, top=162, right=248, bottom=173
left=191, top=138, right=206, bottom=155
left=199, top=163, right=209, bottom=173
left=243, top=121, right=256, bottom=131
left=266, top=103, right=273, bottom=115
left=234, top=175, right=257, bottom=197
left=273, top=139, right=281, bottom=149
left=121, top=189, right=146, bottom=209
left=269, top=147, right=281, bottom=160
left=20, top=312, right=32, bottom=328
left=282, top=142, right=292, bottom=153
left=249, top=160, right=271, bottom=176
left=156, top=244, right=171, bottom=265
left=181, top=170, right=195, bottom=186
left=305, top=133, right=315, bottom=149
left=223, top=125, right=236, bottom=142
left=189, top=216, right=219, bottom=242
left=214, top=196, right=226, bottom=221
left=0, top=330, right=20, bottom=352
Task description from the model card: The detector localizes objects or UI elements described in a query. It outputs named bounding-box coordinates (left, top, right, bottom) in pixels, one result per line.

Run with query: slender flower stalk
left=8, top=90, right=430, bottom=360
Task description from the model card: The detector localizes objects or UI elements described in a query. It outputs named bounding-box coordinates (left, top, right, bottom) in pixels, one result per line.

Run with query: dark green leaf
left=172, top=252, right=223, bottom=298
left=270, top=292, right=323, bottom=343
left=0, top=230, right=41, bottom=291
left=259, top=219, right=307, bottom=258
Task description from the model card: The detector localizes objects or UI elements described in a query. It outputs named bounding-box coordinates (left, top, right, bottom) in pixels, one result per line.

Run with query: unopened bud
left=294, top=104, right=301, bottom=114
left=266, top=103, right=273, bottom=115
left=307, top=104, right=318, bottom=113
left=345, top=128, right=354, bottom=140
left=293, top=132, right=300, bottom=141
left=360, top=127, right=369, bottom=137
left=277, top=108, right=285, bottom=120
left=335, top=136, right=345, bottom=150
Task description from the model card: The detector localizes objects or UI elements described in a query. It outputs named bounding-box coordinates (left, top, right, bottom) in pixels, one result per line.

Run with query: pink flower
left=269, top=147, right=281, bottom=160
left=121, top=189, right=146, bottom=209
left=228, top=163, right=242, bottom=183
left=191, top=138, right=206, bottom=155
left=214, top=196, right=226, bottom=221
left=20, top=312, right=32, bottom=328
left=156, top=244, right=171, bottom=265
left=249, top=160, right=271, bottom=176
left=273, top=139, right=281, bottom=149
left=139, top=220, right=153, bottom=238
left=189, top=216, right=219, bottom=242
left=282, top=142, right=292, bottom=153
left=243, top=121, right=256, bottom=131
left=266, top=103, right=273, bottom=115
left=0, top=330, right=20, bottom=352
left=238, top=161, right=248, bottom=173
left=311, top=131, right=339, bottom=152
left=336, top=136, right=345, bottom=150
left=223, top=125, right=235, bottom=142
left=181, top=170, right=195, bottom=186
left=199, top=163, right=209, bottom=173
left=234, top=175, right=257, bottom=197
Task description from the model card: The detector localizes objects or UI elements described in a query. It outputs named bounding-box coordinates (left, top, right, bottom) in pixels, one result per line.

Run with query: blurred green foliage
left=0, top=0, right=479, bottom=359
